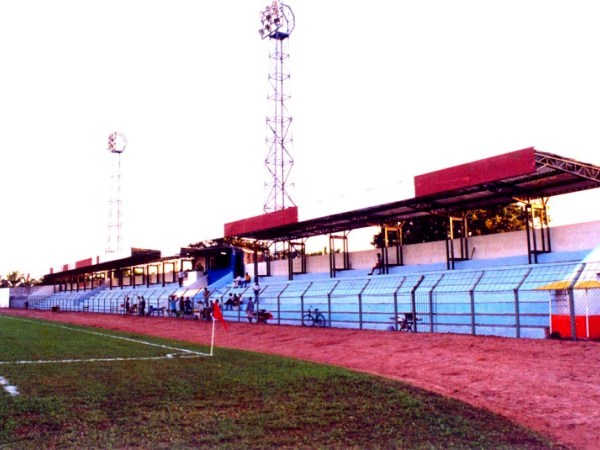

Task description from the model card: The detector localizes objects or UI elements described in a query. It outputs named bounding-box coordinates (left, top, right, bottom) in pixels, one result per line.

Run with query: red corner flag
left=212, top=302, right=228, bottom=332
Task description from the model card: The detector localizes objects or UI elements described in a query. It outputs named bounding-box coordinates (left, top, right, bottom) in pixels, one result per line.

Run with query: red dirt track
left=4, top=309, right=600, bottom=449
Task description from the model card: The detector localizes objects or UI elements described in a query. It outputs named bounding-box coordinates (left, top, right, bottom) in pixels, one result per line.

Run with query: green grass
left=0, top=315, right=562, bottom=449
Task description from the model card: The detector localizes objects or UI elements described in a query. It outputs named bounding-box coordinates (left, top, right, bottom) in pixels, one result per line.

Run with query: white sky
left=1, top=0, right=599, bottom=279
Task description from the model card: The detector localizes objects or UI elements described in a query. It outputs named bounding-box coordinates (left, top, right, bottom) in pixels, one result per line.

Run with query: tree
left=464, top=204, right=529, bottom=236
left=1, top=270, right=40, bottom=287
left=372, top=203, right=529, bottom=247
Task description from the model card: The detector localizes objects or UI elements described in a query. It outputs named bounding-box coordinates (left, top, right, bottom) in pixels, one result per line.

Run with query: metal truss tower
left=259, top=1, right=296, bottom=213
left=106, top=132, right=127, bottom=254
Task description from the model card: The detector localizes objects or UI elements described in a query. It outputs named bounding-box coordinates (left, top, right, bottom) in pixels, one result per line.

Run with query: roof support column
left=329, top=233, right=350, bottom=278
left=446, top=216, right=469, bottom=270
left=525, top=199, right=551, bottom=264
left=288, top=240, right=306, bottom=281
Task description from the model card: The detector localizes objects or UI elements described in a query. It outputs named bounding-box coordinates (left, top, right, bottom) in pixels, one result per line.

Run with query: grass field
left=0, top=315, right=561, bottom=449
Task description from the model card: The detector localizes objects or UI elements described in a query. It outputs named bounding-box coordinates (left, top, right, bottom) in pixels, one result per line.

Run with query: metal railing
left=8, top=260, right=600, bottom=340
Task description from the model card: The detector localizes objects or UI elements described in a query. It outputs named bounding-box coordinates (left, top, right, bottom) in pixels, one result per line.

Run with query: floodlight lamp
left=107, top=131, right=127, bottom=154
left=258, top=1, right=294, bottom=39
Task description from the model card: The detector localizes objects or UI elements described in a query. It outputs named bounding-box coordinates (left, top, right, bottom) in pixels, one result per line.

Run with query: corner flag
left=212, top=302, right=228, bottom=332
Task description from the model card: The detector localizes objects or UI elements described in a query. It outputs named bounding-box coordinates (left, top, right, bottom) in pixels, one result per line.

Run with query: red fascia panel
left=224, top=207, right=299, bottom=237
left=75, top=257, right=93, bottom=269
left=414, top=147, right=537, bottom=197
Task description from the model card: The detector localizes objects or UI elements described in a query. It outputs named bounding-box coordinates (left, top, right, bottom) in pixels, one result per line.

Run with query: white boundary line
left=0, top=354, right=201, bottom=365
left=0, top=316, right=211, bottom=366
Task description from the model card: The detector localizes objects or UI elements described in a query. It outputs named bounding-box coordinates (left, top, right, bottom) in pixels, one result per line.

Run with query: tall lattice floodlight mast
left=259, top=1, right=296, bottom=213
left=106, top=132, right=127, bottom=255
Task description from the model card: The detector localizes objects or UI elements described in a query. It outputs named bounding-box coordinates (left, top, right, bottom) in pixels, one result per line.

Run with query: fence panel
left=9, top=259, right=600, bottom=340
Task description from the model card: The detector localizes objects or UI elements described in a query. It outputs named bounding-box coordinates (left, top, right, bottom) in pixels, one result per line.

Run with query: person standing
left=196, top=300, right=205, bottom=320
left=169, top=295, right=177, bottom=316
left=178, top=296, right=185, bottom=317
left=139, top=296, right=146, bottom=317
left=202, top=287, right=210, bottom=308
left=184, top=297, right=192, bottom=315
left=245, top=296, right=255, bottom=323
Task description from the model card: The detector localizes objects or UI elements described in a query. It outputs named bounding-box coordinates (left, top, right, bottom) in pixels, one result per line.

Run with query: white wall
left=0, top=288, right=9, bottom=308
left=257, top=220, right=600, bottom=276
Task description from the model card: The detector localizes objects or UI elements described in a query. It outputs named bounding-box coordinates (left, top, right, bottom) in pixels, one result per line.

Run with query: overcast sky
left=1, top=0, right=599, bottom=278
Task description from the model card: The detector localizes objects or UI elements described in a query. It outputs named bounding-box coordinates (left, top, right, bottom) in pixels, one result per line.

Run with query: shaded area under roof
left=44, top=249, right=162, bottom=282
left=231, top=148, right=600, bottom=242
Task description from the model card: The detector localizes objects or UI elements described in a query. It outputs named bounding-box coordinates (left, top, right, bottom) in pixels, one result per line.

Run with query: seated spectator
left=368, top=253, right=383, bottom=276
left=225, top=293, right=234, bottom=311
left=233, top=275, right=243, bottom=288
left=242, top=272, right=251, bottom=288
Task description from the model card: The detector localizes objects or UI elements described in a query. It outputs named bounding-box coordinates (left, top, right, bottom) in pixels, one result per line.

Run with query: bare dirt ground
left=3, top=309, right=600, bottom=450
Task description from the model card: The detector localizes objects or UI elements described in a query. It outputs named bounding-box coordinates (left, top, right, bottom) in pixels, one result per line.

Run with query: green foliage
left=372, top=204, right=529, bottom=247
left=0, top=271, right=41, bottom=287
left=465, top=204, right=529, bottom=237
left=0, top=315, right=559, bottom=449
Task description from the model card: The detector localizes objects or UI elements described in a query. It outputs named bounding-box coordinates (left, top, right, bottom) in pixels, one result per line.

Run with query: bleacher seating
left=11, top=244, right=600, bottom=340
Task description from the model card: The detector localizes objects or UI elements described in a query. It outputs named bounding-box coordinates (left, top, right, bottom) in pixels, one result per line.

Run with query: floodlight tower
left=106, top=132, right=127, bottom=255
left=258, top=1, right=296, bottom=213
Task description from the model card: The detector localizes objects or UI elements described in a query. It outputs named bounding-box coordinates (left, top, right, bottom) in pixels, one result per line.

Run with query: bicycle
left=302, top=308, right=327, bottom=327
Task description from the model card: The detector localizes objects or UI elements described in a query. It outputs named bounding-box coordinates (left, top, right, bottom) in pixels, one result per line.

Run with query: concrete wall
left=257, top=220, right=600, bottom=277
left=0, top=288, right=8, bottom=308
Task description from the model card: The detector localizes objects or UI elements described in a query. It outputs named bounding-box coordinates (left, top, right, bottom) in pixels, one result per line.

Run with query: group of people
left=165, top=287, right=219, bottom=321
left=233, top=272, right=252, bottom=288
left=124, top=295, right=147, bottom=316
left=168, top=295, right=195, bottom=317
left=224, top=293, right=257, bottom=320
left=224, top=293, right=244, bottom=311
left=121, top=282, right=262, bottom=323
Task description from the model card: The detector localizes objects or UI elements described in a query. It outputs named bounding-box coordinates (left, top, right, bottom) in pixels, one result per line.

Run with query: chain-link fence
left=8, top=260, right=600, bottom=340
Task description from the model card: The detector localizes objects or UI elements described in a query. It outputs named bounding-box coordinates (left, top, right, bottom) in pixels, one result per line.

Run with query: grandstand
left=3, top=147, right=600, bottom=340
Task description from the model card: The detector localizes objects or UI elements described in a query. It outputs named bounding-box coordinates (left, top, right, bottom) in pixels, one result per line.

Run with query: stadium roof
left=227, top=147, right=600, bottom=242
left=44, top=249, right=163, bottom=281
left=43, top=147, right=600, bottom=279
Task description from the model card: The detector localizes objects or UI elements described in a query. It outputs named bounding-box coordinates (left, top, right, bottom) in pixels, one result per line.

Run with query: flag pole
left=210, top=318, right=216, bottom=356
